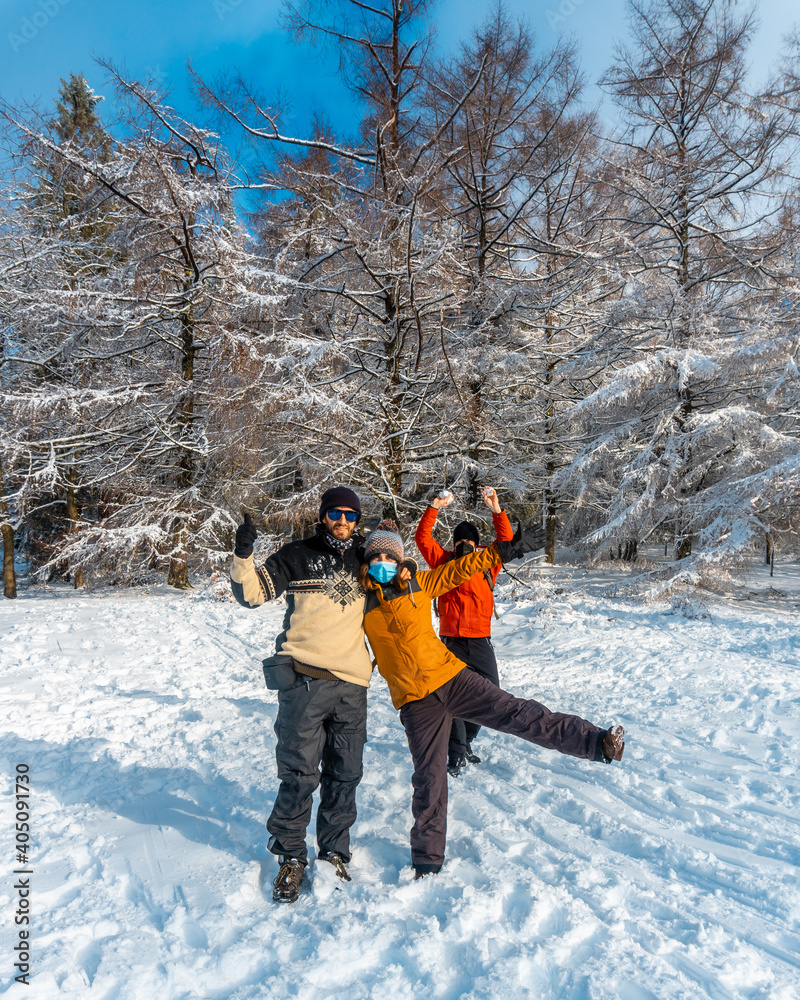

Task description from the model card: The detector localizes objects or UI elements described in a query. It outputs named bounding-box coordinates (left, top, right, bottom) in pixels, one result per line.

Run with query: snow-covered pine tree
left=554, top=0, right=798, bottom=580
left=199, top=0, right=484, bottom=526
left=1, top=72, right=289, bottom=587
left=0, top=74, right=122, bottom=588
left=508, top=77, right=614, bottom=563
left=422, top=4, right=592, bottom=520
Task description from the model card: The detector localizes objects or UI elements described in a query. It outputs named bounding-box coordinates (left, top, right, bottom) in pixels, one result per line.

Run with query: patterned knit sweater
left=230, top=527, right=372, bottom=687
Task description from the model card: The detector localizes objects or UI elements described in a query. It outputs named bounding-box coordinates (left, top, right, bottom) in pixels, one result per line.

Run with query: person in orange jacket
left=359, top=521, right=625, bottom=878
left=414, top=487, right=513, bottom=776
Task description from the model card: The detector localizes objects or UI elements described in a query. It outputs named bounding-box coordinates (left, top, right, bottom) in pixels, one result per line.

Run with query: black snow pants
left=398, top=667, right=604, bottom=871
left=267, top=673, right=367, bottom=866
left=442, top=636, right=499, bottom=759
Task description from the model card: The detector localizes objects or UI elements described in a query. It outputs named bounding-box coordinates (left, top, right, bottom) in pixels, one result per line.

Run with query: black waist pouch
left=262, top=653, right=298, bottom=691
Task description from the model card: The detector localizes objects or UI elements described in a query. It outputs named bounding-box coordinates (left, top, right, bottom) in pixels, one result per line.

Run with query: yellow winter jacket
left=364, top=544, right=504, bottom=709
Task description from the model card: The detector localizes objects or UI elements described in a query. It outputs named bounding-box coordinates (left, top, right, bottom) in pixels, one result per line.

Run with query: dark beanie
left=319, top=486, right=362, bottom=521
left=453, top=521, right=480, bottom=544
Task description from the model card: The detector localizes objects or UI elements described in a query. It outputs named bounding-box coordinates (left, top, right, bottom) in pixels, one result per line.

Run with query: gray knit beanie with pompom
left=364, top=520, right=405, bottom=562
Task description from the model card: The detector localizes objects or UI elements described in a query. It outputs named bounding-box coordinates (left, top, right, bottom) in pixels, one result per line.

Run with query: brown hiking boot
left=317, top=851, right=351, bottom=882
left=601, top=725, right=625, bottom=762
left=272, top=858, right=305, bottom=903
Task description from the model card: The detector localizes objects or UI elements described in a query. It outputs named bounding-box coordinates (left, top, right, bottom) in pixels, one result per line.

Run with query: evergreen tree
left=554, top=0, right=798, bottom=580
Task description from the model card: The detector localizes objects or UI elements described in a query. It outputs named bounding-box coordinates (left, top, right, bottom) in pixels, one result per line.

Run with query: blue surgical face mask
left=368, top=561, right=398, bottom=584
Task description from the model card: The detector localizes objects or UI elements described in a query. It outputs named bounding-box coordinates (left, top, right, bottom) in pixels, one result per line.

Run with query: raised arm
left=417, top=546, right=502, bottom=599
left=482, top=487, right=513, bottom=543
left=417, top=521, right=546, bottom=599
left=230, top=548, right=297, bottom=608
left=414, top=506, right=447, bottom=568
left=487, top=489, right=513, bottom=584
left=230, top=514, right=297, bottom=608
left=492, top=511, right=514, bottom=543
left=414, top=490, right=454, bottom=568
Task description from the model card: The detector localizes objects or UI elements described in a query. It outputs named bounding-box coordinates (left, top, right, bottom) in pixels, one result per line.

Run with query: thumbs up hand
left=235, top=511, right=258, bottom=558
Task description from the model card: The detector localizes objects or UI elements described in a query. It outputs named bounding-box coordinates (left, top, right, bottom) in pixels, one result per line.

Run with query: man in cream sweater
left=231, top=486, right=371, bottom=903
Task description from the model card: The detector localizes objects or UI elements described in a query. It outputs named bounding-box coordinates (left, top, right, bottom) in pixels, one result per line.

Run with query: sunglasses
left=326, top=508, right=359, bottom=522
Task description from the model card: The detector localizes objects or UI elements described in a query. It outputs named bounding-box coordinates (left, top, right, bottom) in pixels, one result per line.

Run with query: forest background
left=2, top=0, right=800, bottom=597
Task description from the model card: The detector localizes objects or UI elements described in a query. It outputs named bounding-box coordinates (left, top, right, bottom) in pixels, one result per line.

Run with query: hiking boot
left=465, top=743, right=481, bottom=765
left=272, top=858, right=305, bottom=903
left=447, top=754, right=466, bottom=777
left=601, top=725, right=625, bottom=763
left=317, top=851, right=351, bottom=882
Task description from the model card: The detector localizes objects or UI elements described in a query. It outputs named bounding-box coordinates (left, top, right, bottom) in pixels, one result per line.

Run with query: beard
left=325, top=518, right=355, bottom=540
left=455, top=541, right=476, bottom=558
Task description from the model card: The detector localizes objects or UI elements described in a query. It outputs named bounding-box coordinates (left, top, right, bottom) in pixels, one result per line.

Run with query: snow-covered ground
left=2, top=565, right=800, bottom=1000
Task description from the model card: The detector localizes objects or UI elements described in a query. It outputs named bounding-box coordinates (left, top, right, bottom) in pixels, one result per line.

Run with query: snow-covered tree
left=0, top=76, right=123, bottom=587
left=423, top=5, right=591, bottom=516
left=567, top=0, right=794, bottom=571
left=544, top=0, right=799, bottom=582
left=1, top=72, right=290, bottom=587
left=199, top=0, right=488, bottom=524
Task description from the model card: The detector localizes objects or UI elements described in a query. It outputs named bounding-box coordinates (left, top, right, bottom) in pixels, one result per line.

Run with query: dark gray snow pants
left=267, top=673, right=367, bottom=865
left=399, top=667, right=604, bottom=870
left=443, top=636, right=499, bottom=758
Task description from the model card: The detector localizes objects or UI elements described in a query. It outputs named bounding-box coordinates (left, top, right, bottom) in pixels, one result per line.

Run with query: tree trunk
left=673, top=384, right=693, bottom=559
left=381, top=286, right=405, bottom=517
left=543, top=283, right=559, bottom=564
left=545, top=492, right=557, bottom=564
left=621, top=539, right=638, bottom=562
left=167, top=546, right=190, bottom=589
left=542, top=187, right=560, bottom=566
left=66, top=469, right=84, bottom=589
left=1, top=522, right=15, bottom=599
left=168, top=297, right=196, bottom=590
left=466, top=376, right=485, bottom=509
left=0, top=456, right=17, bottom=599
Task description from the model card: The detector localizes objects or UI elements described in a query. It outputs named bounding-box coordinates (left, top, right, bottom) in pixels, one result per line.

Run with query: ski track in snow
left=1, top=576, right=799, bottom=1000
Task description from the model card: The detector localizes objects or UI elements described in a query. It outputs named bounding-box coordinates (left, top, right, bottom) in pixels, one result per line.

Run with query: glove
left=496, top=521, right=546, bottom=562
left=234, top=512, right=258, bottom=558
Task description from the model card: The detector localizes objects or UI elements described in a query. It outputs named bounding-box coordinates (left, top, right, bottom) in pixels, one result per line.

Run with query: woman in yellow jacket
left=360, top=521, right=625, bottom=878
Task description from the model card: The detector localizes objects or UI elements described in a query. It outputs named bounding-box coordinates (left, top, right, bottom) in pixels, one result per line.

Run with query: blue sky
left=0, top=0, right=795, bottom=141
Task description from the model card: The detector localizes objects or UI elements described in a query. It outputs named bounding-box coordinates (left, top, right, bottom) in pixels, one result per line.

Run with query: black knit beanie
left=319, top=486, right=362, bottom=521
left=453, top=521, right=480, bottom=544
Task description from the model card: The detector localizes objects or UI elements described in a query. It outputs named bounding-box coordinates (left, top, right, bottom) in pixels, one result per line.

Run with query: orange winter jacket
left=363, top=545, right=504, bottom=709
left=414, top=506, right=514, bottom=638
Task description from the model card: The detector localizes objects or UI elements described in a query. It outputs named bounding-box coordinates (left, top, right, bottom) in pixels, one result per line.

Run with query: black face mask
left=455, top=540, right=476, bottom=558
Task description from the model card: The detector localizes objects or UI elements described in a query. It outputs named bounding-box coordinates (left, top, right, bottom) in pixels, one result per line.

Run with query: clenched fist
left=431, top=490, right=454, bottom=510
left=481, top=487, right=501, bottom=514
